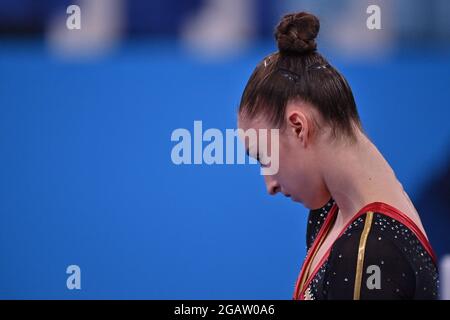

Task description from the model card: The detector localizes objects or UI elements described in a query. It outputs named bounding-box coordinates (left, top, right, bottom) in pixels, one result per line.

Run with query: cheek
left=278, top=152, right=316, bottom=192
left=277, top=156, right=305, bottom=188
left=277, top=137, right=318, bottom=190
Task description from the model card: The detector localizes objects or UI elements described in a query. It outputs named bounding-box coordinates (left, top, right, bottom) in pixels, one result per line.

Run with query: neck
left=321, top=130, right=399, bottom=228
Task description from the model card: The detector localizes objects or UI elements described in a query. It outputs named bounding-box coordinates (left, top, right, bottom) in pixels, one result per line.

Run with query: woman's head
left=238, top=12, right=365, bottom=209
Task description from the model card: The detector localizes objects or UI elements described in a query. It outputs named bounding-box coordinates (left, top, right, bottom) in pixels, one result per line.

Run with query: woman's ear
left=287, top=111, right=309, bottom=146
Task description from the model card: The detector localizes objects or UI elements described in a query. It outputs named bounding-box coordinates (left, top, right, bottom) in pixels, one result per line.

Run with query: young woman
left=237, top=12, right=439, bottom=300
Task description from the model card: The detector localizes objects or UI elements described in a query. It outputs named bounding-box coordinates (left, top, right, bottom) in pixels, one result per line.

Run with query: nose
left=264, top=175, right=281, bottom=195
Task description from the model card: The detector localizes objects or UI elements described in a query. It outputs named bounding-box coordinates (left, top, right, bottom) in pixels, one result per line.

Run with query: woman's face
left=238, top=102, right=331, bottom=209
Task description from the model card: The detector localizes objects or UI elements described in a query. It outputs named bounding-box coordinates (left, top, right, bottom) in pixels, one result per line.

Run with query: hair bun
left=275, top=12, right=320, bottom=55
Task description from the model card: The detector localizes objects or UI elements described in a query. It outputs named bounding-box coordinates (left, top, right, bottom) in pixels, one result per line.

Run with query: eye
left=257, top=154, right=268, bottom=168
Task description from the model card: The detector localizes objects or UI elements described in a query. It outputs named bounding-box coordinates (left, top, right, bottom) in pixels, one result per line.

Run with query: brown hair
left=239, top=12, right=363, bottom=142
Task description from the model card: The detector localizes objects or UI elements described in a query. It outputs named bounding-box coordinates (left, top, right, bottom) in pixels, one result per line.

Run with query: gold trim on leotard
left=353, top=211, right=374, bottom=300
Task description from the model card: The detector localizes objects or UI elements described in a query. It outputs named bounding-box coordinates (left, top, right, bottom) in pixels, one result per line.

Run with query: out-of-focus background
left=0, top=0, right=449, bottom=299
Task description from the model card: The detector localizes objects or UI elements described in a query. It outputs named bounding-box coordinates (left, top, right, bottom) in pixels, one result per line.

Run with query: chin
left=291, top=195, right=303, bottom=205
left=297, top=196, right=317, bottom=209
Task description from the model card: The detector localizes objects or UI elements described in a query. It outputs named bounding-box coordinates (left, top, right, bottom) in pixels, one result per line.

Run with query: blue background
left=0, top=40, right=449, bottom=299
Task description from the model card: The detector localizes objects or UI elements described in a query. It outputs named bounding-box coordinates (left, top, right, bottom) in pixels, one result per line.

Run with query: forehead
left=237, top=114, right=270, bottom=131
left=237, top=115, right=278, bottom=153
left=237, top=116, right=263, bottom=148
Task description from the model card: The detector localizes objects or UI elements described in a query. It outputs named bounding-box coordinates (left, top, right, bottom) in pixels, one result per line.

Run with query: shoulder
left=332, top=212, right=436, bottom=265
left=326, top=212, right=439, bottom=299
